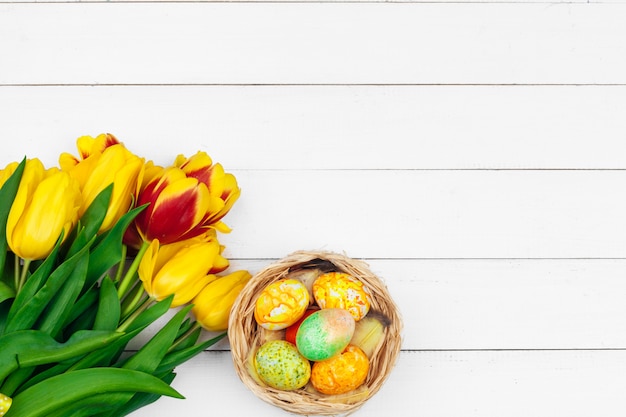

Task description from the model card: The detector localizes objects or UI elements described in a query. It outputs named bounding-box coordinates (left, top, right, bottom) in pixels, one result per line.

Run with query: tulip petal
left=176, top=152, right=214, bottom=185
left=192, top=270, right=251, bottom=331
left=139, top=161, right=165, bottom=194
left=6, top=159, right=50, bottom=259
left=13, top=172, right=80, bottom=260
left=149, top=242, right=219, bottom=305
left=206, top=163, right=226, bottom=197
left=58, top=152, right=80, bottom=171
left=141, top=178, right=210, bottom=244
left=81, top=145, right=144, bottom=232
left=76, top=133, right=120, bottom=160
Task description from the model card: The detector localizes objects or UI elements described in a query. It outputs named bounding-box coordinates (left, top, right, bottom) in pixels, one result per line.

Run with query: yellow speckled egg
left=255, top=279, right=310, bottom=330
left=254, top=340, right=311, bottom=390
left=310, top=345, right=369, bottom=395
left=313, top=272, right=372, bottom=321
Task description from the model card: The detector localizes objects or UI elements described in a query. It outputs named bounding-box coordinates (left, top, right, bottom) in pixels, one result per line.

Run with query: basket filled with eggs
left=229, top=250, right=403, bottom=415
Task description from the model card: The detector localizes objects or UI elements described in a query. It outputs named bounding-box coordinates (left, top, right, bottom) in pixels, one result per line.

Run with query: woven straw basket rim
left=228, top=250, right=403, bottom=416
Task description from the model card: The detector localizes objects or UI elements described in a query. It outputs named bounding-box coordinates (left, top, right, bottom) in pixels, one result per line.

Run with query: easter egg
left=310, top=345, right=370, bottom=395
left=285, top=308, right=318, bottom=345
left=254, top=340, right=311, bottom=390
left=313, top=272, right=372, bottom=321
left=296, top=308, right=355, bottom=361
left=254, top=279, right=310, bottom=330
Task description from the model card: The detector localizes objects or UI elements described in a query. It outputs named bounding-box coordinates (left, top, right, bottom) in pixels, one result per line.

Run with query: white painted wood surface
left=1, top=1, right=625, bottom=416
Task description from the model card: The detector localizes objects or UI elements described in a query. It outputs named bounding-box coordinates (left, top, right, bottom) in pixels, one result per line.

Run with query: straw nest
left=229, top=250, right=403, bottom=416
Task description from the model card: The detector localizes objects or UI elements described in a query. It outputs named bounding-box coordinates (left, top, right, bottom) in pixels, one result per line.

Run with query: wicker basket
left=229, top=250, right=403, bottom=416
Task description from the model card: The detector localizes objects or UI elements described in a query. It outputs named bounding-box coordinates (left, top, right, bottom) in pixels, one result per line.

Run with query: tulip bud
left=7, top=159, right=82, bottom=260
left=192, top=270, right=251, bottom=332
left=138, top=237, right=226, bottom=308
left=61, top=136, right=144, bottom=233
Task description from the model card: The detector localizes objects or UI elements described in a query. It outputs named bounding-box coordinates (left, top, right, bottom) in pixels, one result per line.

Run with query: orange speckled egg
left=310, top=345, right=370, bottom=395
left=255, top=279, right=310, bottom=330
left=313, top=272, right=372, bottom=321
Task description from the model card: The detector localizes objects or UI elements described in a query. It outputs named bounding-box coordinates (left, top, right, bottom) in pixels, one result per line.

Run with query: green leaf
left=156, top=332, right=227, bottom=375
left=37, top=247, right=90, bottom=337
left=124, top=296, right=172, bottom=334
left=0, top=158, right=25, bottom=276
left=14, top=360, right=73, bottom=394
left=0, top=329, right=122, bottom=382
left=44, top=393, right=125, bottom=417
left=96, top=371, right=177, bottom=417
left=85, top=204, right=147, bottom=288
left=174, top=324, right=202, bottom=351
left=46, top=372, right=177, bottom=417
left=65, top=184, right=113, bottom=259
left=67, top=298, right=173, bottom=373
left=7, top=368, right=184, bottom=417
left=122, top=305, right=193, bottom=373
left=0, top=281, right=15, bottom=305
left=64, top=304, right=97, bottom=335
left=22, top=325, right=149, bottom=391
left=0, top=365, right=35, bottom=396
left=63, top=286, right=99, bottom=330
left=0, top=302, right=10, bottom=334
left=67, top=327, right=140, bottom=374
left=6, top=237, right=62, bottom=327
left=93, top=277, right=121, bottom=331
left=4, top=241, right=91, bottom=333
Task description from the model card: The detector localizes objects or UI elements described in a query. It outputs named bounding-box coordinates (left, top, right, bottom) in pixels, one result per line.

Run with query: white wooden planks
left=217, top=170, right=626, bottom=259
left=2, top=85, right=626, bottom=170
left=129, top=350, right=626, bottom=417
left=1, top=0, right=626, bottom=416
left=1, top=3, right=626, bottom=85
left=128, top=258, right=626, bottom=351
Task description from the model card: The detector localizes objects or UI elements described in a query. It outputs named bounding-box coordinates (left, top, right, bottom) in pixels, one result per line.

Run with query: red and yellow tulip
left=126, top=151, right=240, bottom=248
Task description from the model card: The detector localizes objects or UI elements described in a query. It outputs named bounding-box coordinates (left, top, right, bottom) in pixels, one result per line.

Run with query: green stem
left=120, top=281, right=147, bottom=320
left=114, top=244, right=128, bottom=284
left=117, top=240, right=150, bottom=299
left=168, top=322, right=202, bottom=353
left=13, top=254, right=19, bottom=293
left=15, top=258, right=31, bottom=293
left=116, top=296, right=153, bottom=333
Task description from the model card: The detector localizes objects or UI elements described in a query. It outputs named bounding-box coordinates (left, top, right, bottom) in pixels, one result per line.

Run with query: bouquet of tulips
left=0, top=134, right=251, bottom=416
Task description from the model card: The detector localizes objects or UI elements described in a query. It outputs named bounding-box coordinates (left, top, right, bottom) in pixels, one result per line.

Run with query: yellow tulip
left=6, top=159, right=82, bottom=260
left=138, top=237, right=226, bottom=308
left=191, top=270, right=251, bottom=331
left=60, top=136, right=144, bottom=233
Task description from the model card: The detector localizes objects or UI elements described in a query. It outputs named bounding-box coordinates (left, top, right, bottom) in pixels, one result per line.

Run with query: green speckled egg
left=254, top=340, right=311, bottom=390
left=296, top=308, right=355, bottom=361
